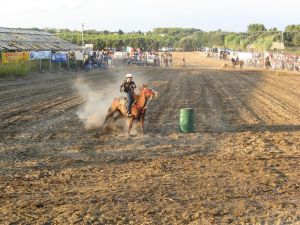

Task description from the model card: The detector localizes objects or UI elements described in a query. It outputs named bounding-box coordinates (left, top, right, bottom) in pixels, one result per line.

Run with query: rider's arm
left=120, top=83, right=124, bottom=92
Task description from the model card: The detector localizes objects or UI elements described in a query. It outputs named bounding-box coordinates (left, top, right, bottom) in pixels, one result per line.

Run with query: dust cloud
left=74, top=71, right=151, bottom=130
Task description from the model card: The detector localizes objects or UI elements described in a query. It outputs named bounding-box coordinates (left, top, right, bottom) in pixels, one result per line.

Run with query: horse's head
left=140, top=84, right=159, bottom=100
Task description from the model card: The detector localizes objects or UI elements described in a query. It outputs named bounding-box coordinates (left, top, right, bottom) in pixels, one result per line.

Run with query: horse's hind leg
left=127, top=117, right=134, bottom=136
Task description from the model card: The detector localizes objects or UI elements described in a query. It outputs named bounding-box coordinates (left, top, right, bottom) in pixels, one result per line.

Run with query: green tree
left=285, top=25, right=300, bottom=32
left=247, top=24, right=267, bottom=33
left=208, top=32, right=225, bottom=47
left=53, top=25, right=300, bottom=52
left=269, top=27, right=278, bottom=32
left=252, top=36, right=274, bottom=51
left=177, top=37, right=196, bottom=51
left=293, top=33, right=300, bottom=46
left=284, top=32, right=293, bottom=46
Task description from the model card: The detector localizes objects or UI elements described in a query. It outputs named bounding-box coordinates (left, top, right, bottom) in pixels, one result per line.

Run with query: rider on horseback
left=120, top=73, right=136, bottom=117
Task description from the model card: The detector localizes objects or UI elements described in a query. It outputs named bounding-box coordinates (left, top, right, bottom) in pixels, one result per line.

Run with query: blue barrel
left=179, top=108, right=195, bottom=133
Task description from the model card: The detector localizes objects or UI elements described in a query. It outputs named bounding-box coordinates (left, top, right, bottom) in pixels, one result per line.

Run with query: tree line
left=40, top=24, right=300, bottom=52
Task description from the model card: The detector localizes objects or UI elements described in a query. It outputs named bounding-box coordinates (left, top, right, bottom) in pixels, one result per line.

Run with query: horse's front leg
left=127, top=117, right=134, bottom=136
left=140, top=116, right=145, bottom=135
left=140, top=111, right=146, bottom=134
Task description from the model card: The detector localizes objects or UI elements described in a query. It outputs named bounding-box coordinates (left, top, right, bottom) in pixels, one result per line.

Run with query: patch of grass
left=0, top=61, right=49, bottom=77
left=0, top=63, right=30, bottom=77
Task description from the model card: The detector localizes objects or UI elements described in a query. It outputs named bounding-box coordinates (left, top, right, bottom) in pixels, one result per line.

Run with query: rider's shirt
left=121, top=81, right=136, bottom=93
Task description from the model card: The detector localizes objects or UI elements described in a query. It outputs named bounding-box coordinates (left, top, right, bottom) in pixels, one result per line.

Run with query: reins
left=132, top=89, right=153, bottom=115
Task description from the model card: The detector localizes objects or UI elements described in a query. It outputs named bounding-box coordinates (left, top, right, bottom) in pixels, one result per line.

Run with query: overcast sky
left=1, top=0, right=299, bottom=32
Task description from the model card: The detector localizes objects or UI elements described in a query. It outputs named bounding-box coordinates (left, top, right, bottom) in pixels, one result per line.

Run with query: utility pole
left=81, top=23, right=84, bottom=48
left=281, top=30, right=284, bottom=43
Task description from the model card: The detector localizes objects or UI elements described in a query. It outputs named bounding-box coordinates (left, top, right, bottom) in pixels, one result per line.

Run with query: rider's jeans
left=127, top=92, right=134, bottom=113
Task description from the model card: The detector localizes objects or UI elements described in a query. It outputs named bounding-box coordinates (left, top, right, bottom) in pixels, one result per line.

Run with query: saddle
left=119, top=97, right=128, bottom=106
left=119, top=97, right=137, bottom=109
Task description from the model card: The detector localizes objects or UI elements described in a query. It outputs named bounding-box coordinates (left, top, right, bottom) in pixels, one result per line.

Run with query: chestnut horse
left=102, top=85, right=159, bottom=135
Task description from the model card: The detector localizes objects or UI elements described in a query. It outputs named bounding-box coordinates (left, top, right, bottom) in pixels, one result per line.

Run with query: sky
left=1, top=0, right=299, bottom=32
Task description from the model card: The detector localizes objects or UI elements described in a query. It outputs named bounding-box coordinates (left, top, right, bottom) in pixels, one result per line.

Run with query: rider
left=120, top=73, right=136, bottom=116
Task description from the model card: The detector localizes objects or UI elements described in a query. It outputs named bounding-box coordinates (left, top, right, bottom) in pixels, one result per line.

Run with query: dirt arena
left=0, top=52, right=299, bottom=224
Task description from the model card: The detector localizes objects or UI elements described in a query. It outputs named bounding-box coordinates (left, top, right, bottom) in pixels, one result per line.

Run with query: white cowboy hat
left=126, top=73, right=133, bottom=78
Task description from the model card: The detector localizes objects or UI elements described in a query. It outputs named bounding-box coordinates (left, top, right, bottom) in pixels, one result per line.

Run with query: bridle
left=143, top=88, right=155, bottom=96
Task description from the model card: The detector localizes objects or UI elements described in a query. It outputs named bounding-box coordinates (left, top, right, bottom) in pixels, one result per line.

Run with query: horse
left=231, top=58, right=244, bottom=69
left=102, top=85, right=159, bottom=135
left=265, top=57, right=271, bottom=70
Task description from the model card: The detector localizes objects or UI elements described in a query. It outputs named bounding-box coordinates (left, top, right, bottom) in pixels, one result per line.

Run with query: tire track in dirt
left=219, top=70, right=300, bottom=124
left=0, top=74, right=96, bottom=111
left=239, top=71, right=300, bottom=117
left=0, top=71, right=118, bottom=131
left=248, top=90, right=298, bottom=124
left=217, top=70, right=299, bottom=128
left=205, top=71, right=261, bottom=128
left=214, top=71, right=263, bottom=125
left=198, top=73, right=233, bottom=132
left=257, top=72, right=300, bottom=96
left=143, top=68, right=181, bottom=134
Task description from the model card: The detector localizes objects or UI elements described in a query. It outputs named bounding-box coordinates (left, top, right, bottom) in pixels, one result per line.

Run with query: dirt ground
left=0, top=52, right=299, bottom=224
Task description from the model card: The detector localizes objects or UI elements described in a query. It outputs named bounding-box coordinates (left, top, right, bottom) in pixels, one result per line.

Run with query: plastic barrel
left=179, top=108, right=195, bottom=133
